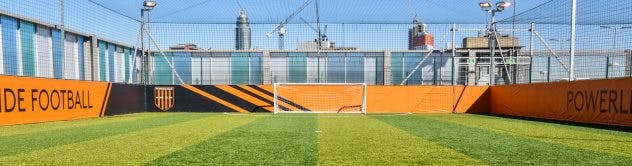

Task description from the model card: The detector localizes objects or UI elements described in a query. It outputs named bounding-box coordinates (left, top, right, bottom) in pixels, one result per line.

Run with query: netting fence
left=0, top=0, right=629, bottom=85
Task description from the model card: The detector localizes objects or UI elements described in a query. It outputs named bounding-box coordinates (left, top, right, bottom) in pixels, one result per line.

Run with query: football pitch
left=1, top=113, right=631, bottom=165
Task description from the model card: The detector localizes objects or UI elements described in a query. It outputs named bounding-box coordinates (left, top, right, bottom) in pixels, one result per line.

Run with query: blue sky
left=85, top=0, right=554, bottom=50
left=4, top=0, right=631, bottom=51
left=90, top=0, right=551, bottom=24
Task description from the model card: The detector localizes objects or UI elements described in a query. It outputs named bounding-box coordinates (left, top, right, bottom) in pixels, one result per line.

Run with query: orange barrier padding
left=490, top=78, right=632, bottom=127
left=181, top=84, right=250, bottom=113
left=367, top=86, right=489, bottom=113
left=0, top=75, right=110, bottom=126
left=274, top=85, right=365, bottom=112
left=257, top=85, right=489, bottom=113
left=452, top=86, right=490, bottom=113
left=215, top=85, right=274, bottom=112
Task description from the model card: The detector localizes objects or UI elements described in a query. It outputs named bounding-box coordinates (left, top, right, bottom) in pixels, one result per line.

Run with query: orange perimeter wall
left=0, top=75, right=111, bottom=126
left=256, top=85, right=489, bottom=114
left=365, top=86, right=489, bottom=113
left=4, top=74, right=631, bottom=127
left=490, top=77, right=632, bottom=127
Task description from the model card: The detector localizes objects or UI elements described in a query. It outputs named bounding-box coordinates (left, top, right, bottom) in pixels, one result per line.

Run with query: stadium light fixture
left=479, top=2, right=492, bottom=11
left=143, top=0, right=157, bottom=10
left=480, top=1, right=511, bottom=12
left=495, top=1, right=511, bottom=11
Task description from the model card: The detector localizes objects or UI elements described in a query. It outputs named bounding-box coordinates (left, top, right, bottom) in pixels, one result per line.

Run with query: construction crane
left=300, top=17, right=329, bottom=49
left=266, top=0, right=313, bottom=50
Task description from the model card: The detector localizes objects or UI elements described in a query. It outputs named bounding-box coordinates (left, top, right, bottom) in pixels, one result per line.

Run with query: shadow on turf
left=471, top=113, right=632, bottom=133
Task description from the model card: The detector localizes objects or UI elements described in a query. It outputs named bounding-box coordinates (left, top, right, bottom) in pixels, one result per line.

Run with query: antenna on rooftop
left=236, top=0, right=244, bottom=11
left=407, top=0, right=418, bottom=21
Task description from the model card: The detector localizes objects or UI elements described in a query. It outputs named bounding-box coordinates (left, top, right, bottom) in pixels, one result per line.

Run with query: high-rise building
left=235, top=10, right=251, bottom=50
left=408, top=20, right=434, bottom=50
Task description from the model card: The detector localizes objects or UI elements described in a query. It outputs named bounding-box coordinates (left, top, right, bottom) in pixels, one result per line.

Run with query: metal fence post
left=547, top=55, right=551, bottom=82
left=528, top=56, right=533, bottom=83
left=451, top=55, right=455, bottom=85
left=606, top=56, right=610, bottom=79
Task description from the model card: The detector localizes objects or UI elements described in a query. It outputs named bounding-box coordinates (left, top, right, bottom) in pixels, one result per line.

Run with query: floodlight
left=143, top=0, right=156, bottom=10
left=479, top=2, right=492, bottom=11
left=495, top=1, right=511, bottom=11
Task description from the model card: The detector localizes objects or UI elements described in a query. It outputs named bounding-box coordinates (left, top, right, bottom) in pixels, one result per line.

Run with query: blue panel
left=77, top=36, right=85, bottom=80
left=124, top=48, right=131, bottom=82
left=173, top=52, right=192, bottom=84
left=391, top=53, right=403, bottom=84
left=133, top=50, right=140, bottom=83
left=249, top=52, right=263, bottom=84
left=346, top=53, right=364, bottom=83
left=327, top=53, right=345, bottom=83
left=98, top=41, right=107, bottom=81
left=154, top=52, right=173, bottom=85
left=288, top=52, right=307, bottom=83
left=375, top=54, right=385, bottom=85
left=20, top=21, right=36, bottom=77
left=230, top=52, right=249, bottom=84
left=108, top=43, right=115, bottom=82
left=52, top=29, right=63, bottom=79
left=1, top=16, right=18, bottom=75
left=403, top=53, right=422, bottom=85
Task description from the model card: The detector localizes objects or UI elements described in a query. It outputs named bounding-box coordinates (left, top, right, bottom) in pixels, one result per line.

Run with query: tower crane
left=300, top=17, right=329, bottom=48
left=266, top=0, right=313, bottom=50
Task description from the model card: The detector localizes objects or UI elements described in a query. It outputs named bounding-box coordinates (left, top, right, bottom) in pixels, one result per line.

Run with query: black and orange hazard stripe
left=99, top=83, right=112, bottom=117
left=195, top=85, right=271, bottom=113
left=238, top=85, right=302, bottom=111
left=181, top=85, right=250, bottom=113
left=149, top=85, right=313, bottom=113
left=246, top=85, right=312, bottom=111
left=215, top=85, right=274, bottom=112
left=229, top=85, right=292, bottom=111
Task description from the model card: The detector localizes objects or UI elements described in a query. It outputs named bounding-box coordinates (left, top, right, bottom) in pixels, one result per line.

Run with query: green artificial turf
left=0, top=113, right=630, bottom=165
left=375, top=115, right=632, bottom=165
left=150, top=115, right=318, bottom=165
left=317, top=115, right=482, bottom=165
left=0, top=113, right=212, bottom=157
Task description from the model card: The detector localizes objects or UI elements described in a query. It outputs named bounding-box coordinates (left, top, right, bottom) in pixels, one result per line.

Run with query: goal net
left=273, top=83, right=367, bottom=114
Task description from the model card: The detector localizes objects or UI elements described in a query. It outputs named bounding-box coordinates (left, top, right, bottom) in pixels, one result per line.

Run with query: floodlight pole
left=481, top=1, right=511, bottom=85
left=488, top=10, right=497, bottom=85
left=141, top=8, right=147, bottom=112
left=569, top=0, right=576, bottom=81
left=141, top=10, right=146, bottom=85
left=140, top=0, right=155, bottom=112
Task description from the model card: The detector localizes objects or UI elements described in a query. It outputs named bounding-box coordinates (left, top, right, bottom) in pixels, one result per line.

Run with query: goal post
left=273, top=83, right=367, bottom=114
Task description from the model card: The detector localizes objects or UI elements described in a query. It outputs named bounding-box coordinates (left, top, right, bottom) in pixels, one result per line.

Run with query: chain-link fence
left=0, top=0, right=629, bottom=85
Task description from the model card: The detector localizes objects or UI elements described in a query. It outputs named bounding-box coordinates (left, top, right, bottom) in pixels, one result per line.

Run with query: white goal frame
left=273, top=83, right=367, bottom=114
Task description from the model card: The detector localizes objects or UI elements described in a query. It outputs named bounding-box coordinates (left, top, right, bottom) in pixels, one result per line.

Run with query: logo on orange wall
left=154, top=87, right=174, bottom=112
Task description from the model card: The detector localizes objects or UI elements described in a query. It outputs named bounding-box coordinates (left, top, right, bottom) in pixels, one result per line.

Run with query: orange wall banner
left=0, top=75, right=111, bottom=126
left=366, top=86, right=488, bottom=113
left=490, top=78, right=632, bottom=127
